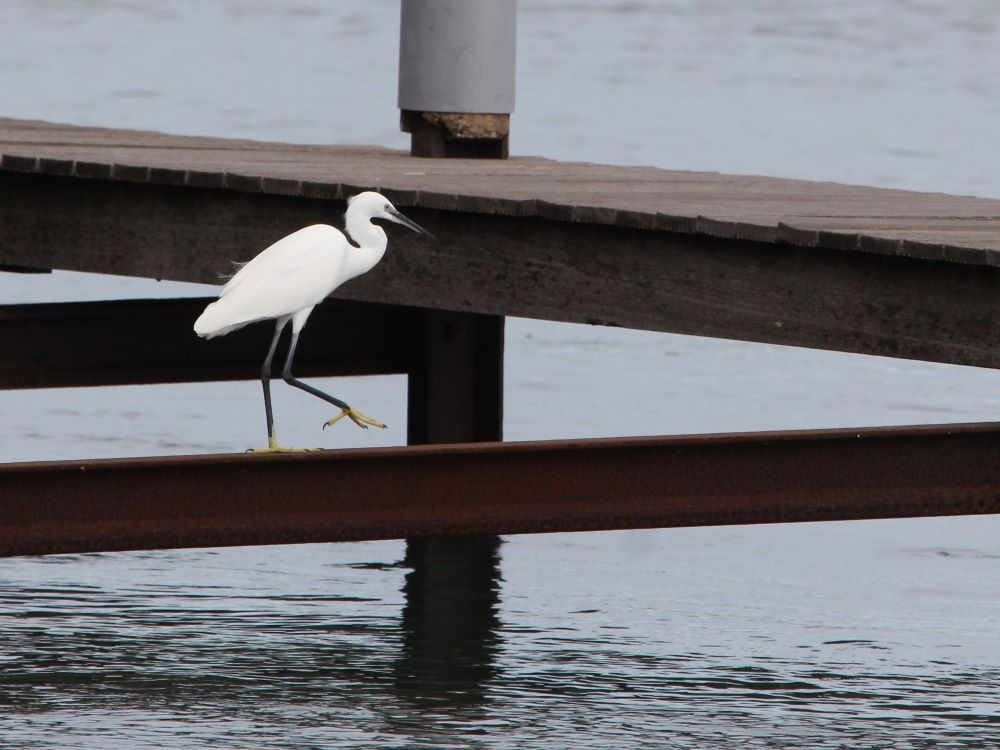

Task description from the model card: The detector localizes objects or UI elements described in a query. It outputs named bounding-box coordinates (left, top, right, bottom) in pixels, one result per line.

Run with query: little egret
left=193, top=191, right=432, bottom=452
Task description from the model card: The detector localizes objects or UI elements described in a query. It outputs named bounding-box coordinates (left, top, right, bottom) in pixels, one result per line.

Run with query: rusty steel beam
left=0, top=297, right=412, bottom=389
left=1, top=422, right=999, bottom=557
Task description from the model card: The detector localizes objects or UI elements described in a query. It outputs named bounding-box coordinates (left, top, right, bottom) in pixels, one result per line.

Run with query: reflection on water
left=394, top=537, right=502, bottom=708
left=0, top=542, right=503, bottom=748
left=1, top=531, right=999, bottom=748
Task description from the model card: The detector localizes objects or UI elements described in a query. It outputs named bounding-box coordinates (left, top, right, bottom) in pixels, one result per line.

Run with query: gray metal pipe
left=398, top=0, right=517, bottom=114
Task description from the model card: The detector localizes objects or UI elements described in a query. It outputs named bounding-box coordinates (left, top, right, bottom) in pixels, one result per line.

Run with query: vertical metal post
left=407, top=309, right=504, bottom=445
left=401, top=309, right=505, bottom=698
left=398, top=2, right=510, bottom=692
left=398, top=0, right=517, bottom=158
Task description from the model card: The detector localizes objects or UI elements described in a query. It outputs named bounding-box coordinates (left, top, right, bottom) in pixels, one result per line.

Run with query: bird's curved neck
left=344, top=213, right=387, bottom=277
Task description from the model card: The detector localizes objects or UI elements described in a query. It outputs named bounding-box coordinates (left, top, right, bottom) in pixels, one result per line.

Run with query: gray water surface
left=1, top=1, right=999, bottom=747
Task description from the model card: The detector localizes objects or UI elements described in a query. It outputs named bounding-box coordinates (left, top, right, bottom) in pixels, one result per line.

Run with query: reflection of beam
left=0, top=297, right=411, bottom=389
left=2, top=422, right=999, bottom=557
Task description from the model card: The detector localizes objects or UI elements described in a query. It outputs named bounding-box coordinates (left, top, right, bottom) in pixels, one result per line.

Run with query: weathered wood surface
left=0, top=298, right=411, bottom=389
left=2, top=117, right=1000, bottom=370
left=2, top=117, right=1000, bottom=266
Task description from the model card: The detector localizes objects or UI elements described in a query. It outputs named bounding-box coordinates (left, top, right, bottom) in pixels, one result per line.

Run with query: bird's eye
left=384, top=203, right=391, bottom=211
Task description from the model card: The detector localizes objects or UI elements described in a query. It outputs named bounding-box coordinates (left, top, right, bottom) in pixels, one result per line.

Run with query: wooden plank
left=2, top=117, right=1000, bottom=266
left=2, top=172, right=1000, bottom=369
left=0, top=298, right=412, bottom=389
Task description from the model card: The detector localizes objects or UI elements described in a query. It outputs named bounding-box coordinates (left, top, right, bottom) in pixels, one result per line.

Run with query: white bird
left=194, top=191, right=433, bottom=452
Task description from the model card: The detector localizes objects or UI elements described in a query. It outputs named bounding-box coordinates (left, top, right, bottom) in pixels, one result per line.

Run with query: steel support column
left=403, top=309, right=505, bottom=692
left=406, top=309, right=504, bottom=445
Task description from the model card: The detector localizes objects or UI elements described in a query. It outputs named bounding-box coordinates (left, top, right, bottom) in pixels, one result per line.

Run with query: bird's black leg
left=261, top=320, right=287, bottom=445
left=281, top=331, right=386, bottom=429
left=280, top=330, right=350, bottom=410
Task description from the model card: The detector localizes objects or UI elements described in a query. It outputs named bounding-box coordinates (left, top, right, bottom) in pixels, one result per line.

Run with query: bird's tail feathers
left=217, top=260, right=247, bottom=283
left=193, top=298, right=255, bottom=338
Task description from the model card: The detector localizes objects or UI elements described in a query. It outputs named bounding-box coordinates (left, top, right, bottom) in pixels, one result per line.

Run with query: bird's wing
left=221, top=224, right=344, bottom=297
left=203, top=224, right=349, bottom=331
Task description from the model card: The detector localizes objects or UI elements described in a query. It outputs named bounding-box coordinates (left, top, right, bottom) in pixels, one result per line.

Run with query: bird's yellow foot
left=248, top=435, right=322, bottom=453
left=323, top=406, right=387, bottom=431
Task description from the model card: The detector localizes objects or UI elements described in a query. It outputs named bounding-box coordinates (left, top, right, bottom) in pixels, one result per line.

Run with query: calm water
left=1, top=1, right=1000, bottom=747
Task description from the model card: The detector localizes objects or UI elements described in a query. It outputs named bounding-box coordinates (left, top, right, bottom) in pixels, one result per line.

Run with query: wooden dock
left=3, top=117, right=1000, bottom=369
left=2, top=116, right=999, bottom=555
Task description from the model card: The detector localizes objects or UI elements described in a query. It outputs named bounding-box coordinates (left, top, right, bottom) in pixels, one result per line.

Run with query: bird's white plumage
left=194, top=192, right=428, bottom=342
left=192, top=191, right=432, bottom=447
left=194, top=224, right=347, bottom=338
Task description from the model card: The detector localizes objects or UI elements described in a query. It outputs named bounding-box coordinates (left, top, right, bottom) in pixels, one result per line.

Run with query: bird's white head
left=345, top=191, right=434, bottom=239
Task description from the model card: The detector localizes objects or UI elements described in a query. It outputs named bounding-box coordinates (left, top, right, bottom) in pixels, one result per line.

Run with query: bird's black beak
left=389, top=208, right=435, bottom=241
